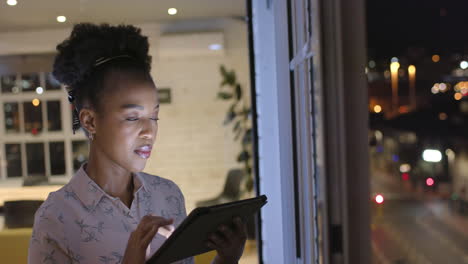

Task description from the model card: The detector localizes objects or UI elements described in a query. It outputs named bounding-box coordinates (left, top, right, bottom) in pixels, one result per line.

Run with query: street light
left=422, top=149, right=442, bottom=162
left=390, top=62, right=400, bottom=114
left=408, top=65, right=416, bottom=109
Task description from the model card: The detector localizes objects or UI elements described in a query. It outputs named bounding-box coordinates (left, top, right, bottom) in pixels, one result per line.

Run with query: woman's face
left=92, top=75, right=159, bottom=173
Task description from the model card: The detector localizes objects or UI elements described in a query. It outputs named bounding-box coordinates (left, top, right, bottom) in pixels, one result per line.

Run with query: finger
left=209, top=233, right=227, bottom=248
left=218, top=225, right=235, bottom=241
left=141, top=225, right=158, bottom=247
left=205, top=239, right=219, bottom=251
left=233, top=217, right=248, bottom=240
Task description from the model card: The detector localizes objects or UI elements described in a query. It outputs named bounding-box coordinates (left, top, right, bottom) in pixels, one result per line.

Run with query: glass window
left=23, top=100, right=43, bottom=133
left=72, top=141, right=89, bottom=172
left=5, top=143, right=22, bottom=177
left=49, top=142, right=65, bottom=175
left=20, top=73, right=40, bottom=93
left=4, top=102, right=20, bottom=133
left=1, top=74, right=18, bottom=93
left=26, top=143, right=45, bottom=176
left=47, top=101, right=62, bottom=131
left=45, top=72, right=61, bottom=90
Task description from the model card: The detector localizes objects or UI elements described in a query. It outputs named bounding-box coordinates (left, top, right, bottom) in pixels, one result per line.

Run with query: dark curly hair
left=52, top=23, right=154, bottom=133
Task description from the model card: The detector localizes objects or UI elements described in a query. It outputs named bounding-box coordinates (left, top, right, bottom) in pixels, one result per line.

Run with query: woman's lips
left=134, top=150, right=151, bottom=159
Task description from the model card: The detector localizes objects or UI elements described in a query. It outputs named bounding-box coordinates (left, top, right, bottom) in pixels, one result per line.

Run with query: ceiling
left=0, top=0, right=246, bottom=32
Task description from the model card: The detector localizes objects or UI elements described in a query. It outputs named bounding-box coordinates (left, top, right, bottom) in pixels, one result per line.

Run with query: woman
left=28, top=23, right=247, bottom=264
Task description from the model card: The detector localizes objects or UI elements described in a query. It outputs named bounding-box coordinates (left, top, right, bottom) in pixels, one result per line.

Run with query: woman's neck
left=85, top=147, right=135, bottom=208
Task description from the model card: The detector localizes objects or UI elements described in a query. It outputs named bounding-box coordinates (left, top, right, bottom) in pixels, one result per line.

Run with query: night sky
left=367, top=0, right=468, bottom=60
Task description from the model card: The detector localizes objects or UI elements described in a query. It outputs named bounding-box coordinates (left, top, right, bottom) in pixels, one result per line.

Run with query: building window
left=23, top=101, right=43, bottom=133
left=47, top=101, right=62, bottom=131
left=49, top=142, right=66, bottom=175
left=1, top=74, right=17, bottom=93
left=5, top=143, right=22, bottom=177
left=26, top=143, right=45, bottom=176
left=4, top=102, right=20, bottom=133
left=20, top=73, right=41, bottom=93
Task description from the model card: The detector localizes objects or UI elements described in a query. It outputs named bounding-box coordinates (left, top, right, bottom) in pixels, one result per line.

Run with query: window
left=5, top=143, right=22, bottom=178
left=47, top=101, right=62, bottom=131
left=49, top=142, right=66, bottom=175
left=4, top=102, right=20, bottom=133
left=0, top=55, right=87, bottom=181
left=26, top=143, right=45, bottom=176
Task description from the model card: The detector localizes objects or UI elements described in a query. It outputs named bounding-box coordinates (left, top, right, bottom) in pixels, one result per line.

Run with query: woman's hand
left=122, top=215, right=174, bottom=264
left=207, top=217, right=248, bottom=264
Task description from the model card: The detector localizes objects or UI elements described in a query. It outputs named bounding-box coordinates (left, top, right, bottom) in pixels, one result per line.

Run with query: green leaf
left=220, top=65, right=227, bottom=76
left=224, top=110, right=236, bottom=125
left=235, top=84, right=242, bottom=100
left=234, top=128, right=242, bottom=140
left=233, top=120, right=241, bottom=133
left=242, top=129, right=253, bottom=145
left=237, top=150, right=250, bottom=162
left=218, top=91, right=233, bottom=100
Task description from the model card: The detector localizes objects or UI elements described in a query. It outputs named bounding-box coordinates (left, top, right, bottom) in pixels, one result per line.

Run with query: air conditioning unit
left=158, top=32, right=225, bottom=58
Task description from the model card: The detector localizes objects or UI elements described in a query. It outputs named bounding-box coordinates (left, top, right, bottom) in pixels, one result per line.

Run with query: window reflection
left=49, top=142, right=65, bottom=175
left=4, top=102, right=20, bottom=133
left=47, top=101, right=62, bottom=131
left=20, top=73, right=40, bottom=92
left=1, top=74, right=18, bottom=93
left=26, top=143, right=45, bottom=176
left=45, top=72, right=61, bottom=90
left=72, top=141, right=89, bottom=172
left=23, top=101, right=43, bottom=133
left=5, top=143, right=22, bottom=177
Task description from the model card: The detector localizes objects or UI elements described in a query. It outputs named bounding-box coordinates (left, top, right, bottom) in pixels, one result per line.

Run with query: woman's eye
left=150, top=118, right=160, bottom=121
left=126, top=117, right=139, bottom=121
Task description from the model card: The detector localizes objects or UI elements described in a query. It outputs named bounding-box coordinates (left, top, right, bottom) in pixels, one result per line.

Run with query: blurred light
left=391, top=57, right=399, bottom=63
left=423, top=149, right=442, bottom=162
left=461, top=61, right=468, bottom=70
left=399, top=106, right=409, bottom=114
left=373, top=105, right=382, bottom=113
left=375, top=194, right=384, bottom=204
left=399, top=163, right=411, bottom=173
left=12, top=86, right=19, bottom=93
left=168, top=8, right=177, bottom=15
left=6, top=0, right=17, bottom=6
left=446, top=148, right=455, bottom=161
left=439, top=83, right=447, bottom=92
left=209, top=44, right=223, bottom=50
left=376, top=146, right=384, bottom=153
left=365, top=67, right=369, bottom=74
left=32, top=98, right=40, bottom=107
left=57, top=16, right=66, bottom=23
left=5, top=118, right=12, bottom=125
left=432, top=54, right=440, bottom=63
left=35, top=86, right=43, bottom=95
left=454, top=93, right=463, bottom=100
left=402, top=173, right=410, bottom=181
left=390, top=62, right=400, bottom=73
left=384, top=70, right=391, bottom=79
left=369, top=60, right=376, bottom=68
left=426, top=178, right=435, bottom=186
left=375, top=130, right=383, bottom=141
left=431, top=84, right=439, bottom=94
left=408, top=65, right=416, bottom=75
left=439, top=112, right=448, bottom=120
left=392, top=155, right=399, bottom=162
left=4, top=104, right=12, bottom=112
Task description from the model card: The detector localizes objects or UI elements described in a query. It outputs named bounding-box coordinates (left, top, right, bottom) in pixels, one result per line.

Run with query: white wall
left=0, top=18, right=251, bottom=212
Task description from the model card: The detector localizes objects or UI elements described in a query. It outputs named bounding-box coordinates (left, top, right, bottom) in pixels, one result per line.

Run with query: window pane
left=49, top=142, right=65, bottom=175
left=26, top=143, right=45, bottom=176
left=1, top=74, right=18, bottom=93
left=47, top=101, right=62, bottom=131
left=6, top=144, right=22, bottom=177
left=4, top=102, right=20, bottom=133
left=20, top=73, right=40, bottom=93
left=24, top=101, right=43, bottom=133
left=72, top=141, right=89, bottom=172
left=45, top=72, right=61, bottom=90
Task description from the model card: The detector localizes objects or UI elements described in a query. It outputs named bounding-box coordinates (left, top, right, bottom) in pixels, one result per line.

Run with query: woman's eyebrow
left=120, top=104, right=160, bottom=110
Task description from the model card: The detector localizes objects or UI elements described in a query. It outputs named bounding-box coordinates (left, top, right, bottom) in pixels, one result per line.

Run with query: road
left=371, top=173, right=468, bottom=264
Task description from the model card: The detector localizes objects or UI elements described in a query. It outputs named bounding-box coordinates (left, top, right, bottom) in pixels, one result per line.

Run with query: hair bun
left=52, top=23, right=152, bottom=88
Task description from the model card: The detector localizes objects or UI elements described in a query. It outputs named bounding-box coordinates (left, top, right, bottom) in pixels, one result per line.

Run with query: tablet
left=146, top=195, right=268, bottom=264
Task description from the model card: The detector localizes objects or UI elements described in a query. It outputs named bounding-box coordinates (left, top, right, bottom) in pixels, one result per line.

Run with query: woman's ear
left=79, top=108, right=97, bottom=135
